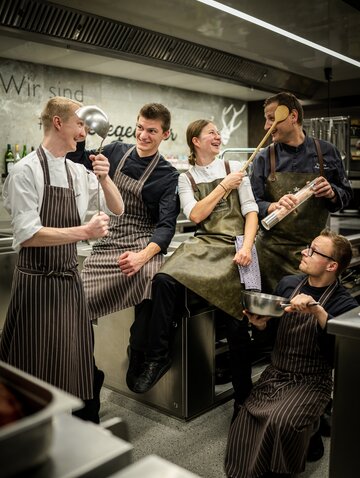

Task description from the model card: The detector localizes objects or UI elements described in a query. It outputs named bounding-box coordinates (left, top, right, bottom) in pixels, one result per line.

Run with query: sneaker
left=126, top=347, right=145, bottom=392
left=133, top=358, right=171, bottom=394
left=307, top=430, right=324, bottom=462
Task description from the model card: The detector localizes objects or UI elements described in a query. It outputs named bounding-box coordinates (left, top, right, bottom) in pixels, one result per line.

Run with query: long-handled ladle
left=223, top=105, right=290, bottom=199
left=75, top=105, right=110, bottom=213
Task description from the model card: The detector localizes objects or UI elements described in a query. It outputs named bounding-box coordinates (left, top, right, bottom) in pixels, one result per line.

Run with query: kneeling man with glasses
left=225, top=229, right=358, bottom=478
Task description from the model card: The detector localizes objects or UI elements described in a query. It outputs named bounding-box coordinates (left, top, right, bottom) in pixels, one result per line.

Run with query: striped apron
left=81, top=146, right=165, bottom=319
left=225, top=278, right=337, bottom=477
left=0, top=146, right=94, bottom=400
left=160, top=160, right=245, bottom=320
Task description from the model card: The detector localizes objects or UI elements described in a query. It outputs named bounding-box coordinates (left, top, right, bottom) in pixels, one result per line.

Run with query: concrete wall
left=0, top=58, right=248, bottom=176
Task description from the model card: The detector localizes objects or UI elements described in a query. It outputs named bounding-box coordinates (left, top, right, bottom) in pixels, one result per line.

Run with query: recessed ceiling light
left=194, top=0, right=360, bottom=68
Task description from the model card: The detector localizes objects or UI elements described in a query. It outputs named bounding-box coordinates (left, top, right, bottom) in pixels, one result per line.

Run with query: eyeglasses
left=306, top=245, right=336, bottom=262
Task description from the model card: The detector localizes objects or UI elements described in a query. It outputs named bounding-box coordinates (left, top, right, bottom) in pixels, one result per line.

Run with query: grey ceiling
left=0, top=0, right=359, bottom=102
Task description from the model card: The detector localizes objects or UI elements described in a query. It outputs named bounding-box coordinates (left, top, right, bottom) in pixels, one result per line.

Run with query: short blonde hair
left=41, top=96, right=82, bottom=133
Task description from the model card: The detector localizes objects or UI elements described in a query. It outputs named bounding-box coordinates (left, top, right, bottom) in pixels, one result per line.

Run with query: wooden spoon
left=223, top=104, right=289, bottom=199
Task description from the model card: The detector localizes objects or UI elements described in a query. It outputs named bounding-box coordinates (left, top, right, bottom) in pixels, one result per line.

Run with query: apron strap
left=117, top=145, right=136, bottom=172
left=269, top=143, right=276, bottom=182
left=313, top=138, right=324, bottom=176
left=224, top=159, right=231, bottom=175
left=289, top=275, right=338, bottom=307
left=37, top=145, right=51, bottom=185
left=116, top=146, right=160, bottom=185
left=268, top=139, right=323, bottom=182
left=185, top=170, right=198, bottom=192
left=141, top=151, right=160, bottom=183
left=37, top=145, right=74, bottom=188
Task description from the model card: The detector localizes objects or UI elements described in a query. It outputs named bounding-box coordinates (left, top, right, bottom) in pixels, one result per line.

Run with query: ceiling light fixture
left=194, top=0, right=360, bottom=68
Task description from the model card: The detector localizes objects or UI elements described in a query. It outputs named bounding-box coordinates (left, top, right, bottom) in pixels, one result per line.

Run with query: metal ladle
left=75, top=105, right=110, bottom=213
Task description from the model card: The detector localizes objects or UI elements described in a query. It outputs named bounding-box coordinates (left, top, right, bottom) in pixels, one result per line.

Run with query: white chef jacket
left=3, top=147, right=115, bottom=251
left=179, top=158, right=259, bottom=219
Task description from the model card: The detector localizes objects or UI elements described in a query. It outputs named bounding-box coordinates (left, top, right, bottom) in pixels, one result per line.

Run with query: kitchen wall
left=0, top=58, right=248, bottom=176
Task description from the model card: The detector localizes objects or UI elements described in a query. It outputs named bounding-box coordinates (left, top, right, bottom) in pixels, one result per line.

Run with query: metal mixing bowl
left=241, top=291, right=287, bottom=317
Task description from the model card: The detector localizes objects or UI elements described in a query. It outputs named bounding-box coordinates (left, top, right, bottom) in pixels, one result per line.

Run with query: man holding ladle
left=0, top=97, right=124, bottom=423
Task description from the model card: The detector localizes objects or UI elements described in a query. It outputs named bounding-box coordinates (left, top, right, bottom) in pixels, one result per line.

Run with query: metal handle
left=96, top=138, right=105, bottom=214
left=280, top=301, right=319, bottom=308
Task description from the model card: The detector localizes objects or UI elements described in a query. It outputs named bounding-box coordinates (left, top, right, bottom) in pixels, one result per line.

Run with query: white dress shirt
left=3, top=147, right=112, bottom=251
left=178, top=157, right=259, bottom=219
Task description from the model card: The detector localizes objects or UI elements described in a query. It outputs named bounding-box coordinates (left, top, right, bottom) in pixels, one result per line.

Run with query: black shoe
left=133, top=358, right=171, bottom=394
left=319, top=413, right=331, bottom=437
left=126, top=347, right=145, bottom=392
left=73, top=368, right=105, bottom=424
left=307, top=430, right=324, bottom=462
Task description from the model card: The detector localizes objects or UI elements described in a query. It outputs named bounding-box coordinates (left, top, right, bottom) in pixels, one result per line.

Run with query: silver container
left=0, top=361, right=82, bottom=477
left=242, top=291, right=286, bottom=317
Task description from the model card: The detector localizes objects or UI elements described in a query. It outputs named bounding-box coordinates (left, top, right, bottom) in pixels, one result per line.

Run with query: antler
left=228, top=104, right=246, bottom=132
left=221, top=104, right=234, bottom=129
left=220, top=104, right=246, bottom=145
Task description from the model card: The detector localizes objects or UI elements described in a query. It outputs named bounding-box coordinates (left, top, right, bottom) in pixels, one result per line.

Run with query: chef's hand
left=243, top=309, right=271, bottom=331
left=233, top=247, right=252, bottom=266
left=221, top=171, right=244, bottom=191
left=86, top=212, right=110, bottom=239
left=283, top=293, right=328, bottom=328
left=118, top=251, right=147, bottom=277
left=268, top=193, right=298, bottom=213
left=90, top=153, right=110, bottom=181
left=312, top=176, right=336, bottom=200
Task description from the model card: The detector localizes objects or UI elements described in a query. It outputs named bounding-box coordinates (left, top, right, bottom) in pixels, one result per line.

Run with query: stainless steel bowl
left=242, top=291, right=287, bottom=317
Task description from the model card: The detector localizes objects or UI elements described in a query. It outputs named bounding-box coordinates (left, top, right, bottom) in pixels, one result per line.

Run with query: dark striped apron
left=0, top=146, right=94, bottom=400
left=160, top=160, right=245, bottom=319
left=81, top=146, right=165, bottom=319
left=256, top=140, right=328, bottom=294
left=225, top=278, right=337, bottom=477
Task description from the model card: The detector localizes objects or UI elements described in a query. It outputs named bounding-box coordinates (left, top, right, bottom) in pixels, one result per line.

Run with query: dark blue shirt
left=250, top=135, right=353, bottom=219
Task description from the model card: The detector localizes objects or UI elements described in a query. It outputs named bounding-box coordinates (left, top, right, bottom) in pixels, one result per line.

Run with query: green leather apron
left=160, top=162, right=245, bottom=320
left=256, top=141, right=328, bottom=293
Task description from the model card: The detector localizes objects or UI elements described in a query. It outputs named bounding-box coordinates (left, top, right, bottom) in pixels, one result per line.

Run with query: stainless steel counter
left=110, top=455, right=200, bottom=478
left=327, top=307, right=360, bottom=478
left=26, top=414, right=132, bottom=477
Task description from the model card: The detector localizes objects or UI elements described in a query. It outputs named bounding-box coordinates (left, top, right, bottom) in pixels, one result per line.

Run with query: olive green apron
left=160, top=162, right=245, bottom=320
left=256, top=141, right=328, bottom=293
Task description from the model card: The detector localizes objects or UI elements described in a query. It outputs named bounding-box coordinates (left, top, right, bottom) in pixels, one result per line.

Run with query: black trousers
left=130, top=273, right=184, bottom=360
left=129, top=273, right=252, bottom=403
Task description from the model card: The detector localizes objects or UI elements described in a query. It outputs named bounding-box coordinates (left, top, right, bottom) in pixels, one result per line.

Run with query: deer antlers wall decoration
left=220, top=104, right=246, bottom=145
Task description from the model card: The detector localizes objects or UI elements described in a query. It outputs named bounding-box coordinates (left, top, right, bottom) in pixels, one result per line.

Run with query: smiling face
left=135, top=116, right=170, bottom=157
left=264, top=101, right=300, bottom=145
left=60, top=107, right=87, bottom=152
left=192, top=122, right=222, bottom=158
